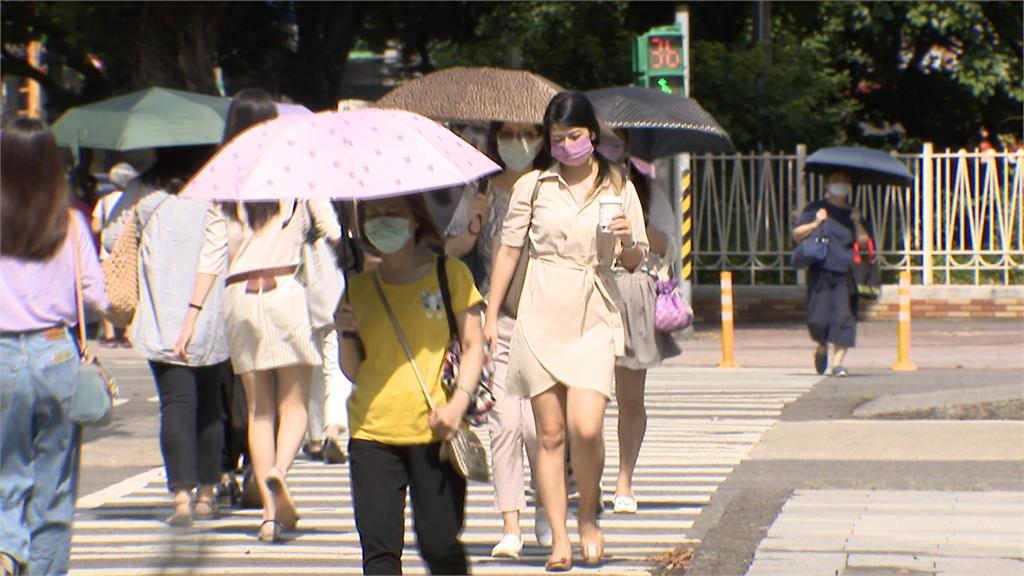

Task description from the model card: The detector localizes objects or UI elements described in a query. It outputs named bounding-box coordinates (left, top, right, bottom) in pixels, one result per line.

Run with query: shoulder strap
left=138, top=192, right=173, bottom=232
left=371, top=273, right=437, bottom=411
left=436, top=256, right=457, bottom=341
left=67, top=211, right=89, bottom=354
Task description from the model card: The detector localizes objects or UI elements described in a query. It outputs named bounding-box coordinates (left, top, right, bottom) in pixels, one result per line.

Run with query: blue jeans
left=0, top=328, right=82, bottom=575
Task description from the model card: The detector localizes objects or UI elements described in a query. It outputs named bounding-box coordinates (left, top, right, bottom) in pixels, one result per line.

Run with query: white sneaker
left=490, top=533, right=524, bottom=559
left=613, top=494, right=638, bottom=514
left=534, top=508, right=553, bottom=547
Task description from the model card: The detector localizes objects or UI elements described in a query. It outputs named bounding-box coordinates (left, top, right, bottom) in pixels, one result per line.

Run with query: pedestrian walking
left=337, top=194, right=484, bottom=575
left=173, top=88, right=342, bottom=543
left=791, top=171, right=870, bottom=376
left=106, top=147, right=232, bottom=527
left=598, top=132, right=682, bottom=515
left=445, top=121, right=551, bottom=557
left=305, top=324, right=353, bottom=464
left=0, top=118, right=110, bottom=575
left=91, top=162, right=136, bottom=347
left=485, top=91, right=649, bottom=570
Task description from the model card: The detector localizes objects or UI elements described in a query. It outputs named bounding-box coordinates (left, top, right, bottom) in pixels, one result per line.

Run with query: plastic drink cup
left=598, top=196, right=624, bottom=232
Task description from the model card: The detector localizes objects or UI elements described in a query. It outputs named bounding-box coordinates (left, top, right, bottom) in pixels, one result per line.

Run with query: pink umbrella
left=180, top=108, right=500, bottom=201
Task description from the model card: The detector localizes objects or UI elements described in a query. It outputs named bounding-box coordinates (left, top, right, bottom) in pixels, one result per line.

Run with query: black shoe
left=814, top=349, right=828, bottom=375
left=322, top=437, right=347, bottom=464
left=301, top=440, right=324, bottom=461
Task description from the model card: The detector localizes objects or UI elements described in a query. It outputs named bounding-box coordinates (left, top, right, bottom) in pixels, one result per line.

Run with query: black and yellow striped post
left=680, top=166, right=693, bottom=286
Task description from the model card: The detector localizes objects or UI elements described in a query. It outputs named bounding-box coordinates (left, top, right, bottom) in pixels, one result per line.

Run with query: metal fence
left=689, top=145, right=1024, bottom=286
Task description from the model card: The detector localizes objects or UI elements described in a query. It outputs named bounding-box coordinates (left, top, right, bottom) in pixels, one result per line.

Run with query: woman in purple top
left=0, top=118, right=110, bottom=576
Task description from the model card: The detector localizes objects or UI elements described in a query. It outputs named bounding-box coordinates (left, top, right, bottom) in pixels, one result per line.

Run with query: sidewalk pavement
left=680, top=319, right=1024, bottom=576
left=78, top=319, right=1023, bottom=574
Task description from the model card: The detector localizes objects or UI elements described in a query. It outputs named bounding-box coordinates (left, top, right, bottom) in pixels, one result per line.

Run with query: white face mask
left=497, top=136, right=542, bottom=173
left=827, top=182, right=852, bottom=198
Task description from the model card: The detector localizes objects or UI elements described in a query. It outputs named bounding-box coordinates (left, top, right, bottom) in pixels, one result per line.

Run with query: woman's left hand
left=428, top=401, right=465, bottom=439
left=608, top=214, right=634, bottom=247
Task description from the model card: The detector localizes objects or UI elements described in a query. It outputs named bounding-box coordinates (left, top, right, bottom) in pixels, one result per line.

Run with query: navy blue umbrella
left=805, top=146, right=913, bottom=186
left=586, top=86, right=734, bottom=159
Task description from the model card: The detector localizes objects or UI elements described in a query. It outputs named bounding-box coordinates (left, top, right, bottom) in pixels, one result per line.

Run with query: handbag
left=500, top=172, right=543, bottom=318
left=296, top=202, right=345, bottom=332
left=654, top=277, right=693, bottom=333
left=852, top=237, right=881, bottom=300
left=68, top=212, right=118, bottom=426
left=101, top=194, right=173, bottom=327
left=791, top=228, right=830, bottom=269
left=371, top=272, right=490, bottom=483
left=435, top=256, right=495, bottom=426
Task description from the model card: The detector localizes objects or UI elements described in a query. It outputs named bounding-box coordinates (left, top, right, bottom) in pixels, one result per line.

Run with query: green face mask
left=364, top=217, right=412, bottom=254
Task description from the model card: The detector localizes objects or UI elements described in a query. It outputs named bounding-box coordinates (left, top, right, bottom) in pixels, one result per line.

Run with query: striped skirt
left=223, top=274, right=320, bottom=374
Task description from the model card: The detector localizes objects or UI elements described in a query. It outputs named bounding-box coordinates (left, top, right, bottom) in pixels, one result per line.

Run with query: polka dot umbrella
left=179, top=108, right=501, bottom=201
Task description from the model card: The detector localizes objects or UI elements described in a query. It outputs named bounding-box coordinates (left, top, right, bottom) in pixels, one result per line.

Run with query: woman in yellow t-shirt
left=337, top=194, right=485, bottom=575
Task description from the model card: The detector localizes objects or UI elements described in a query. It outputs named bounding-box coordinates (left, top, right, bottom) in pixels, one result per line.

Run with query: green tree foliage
left=690, top=35, right=857, bottom=152
left=430, top=1, right=634, bottom=90
left=812, top=1, right=1022, bottom=150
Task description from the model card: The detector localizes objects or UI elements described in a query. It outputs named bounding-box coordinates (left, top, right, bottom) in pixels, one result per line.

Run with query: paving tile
left=846, top=553, right=938, bottom=570
left=932, top=556, right=1024, bottom=576
left=759, top=535, right=852, bottom=552
left=747, top=551, right=847, bottom=576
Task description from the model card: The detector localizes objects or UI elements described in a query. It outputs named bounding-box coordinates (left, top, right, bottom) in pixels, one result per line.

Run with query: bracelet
left=188, top=302, right=203, bottom=311
left=622, top=237, right=638, bottom=251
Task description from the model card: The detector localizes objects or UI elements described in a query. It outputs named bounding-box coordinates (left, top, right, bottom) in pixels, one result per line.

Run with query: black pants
left=349, top=439, right=468, bottom=575
left=806, top=269, right=858, bottom=347
left=220, top=371, right=249, bottom=474
left=148, top=361, right=229, bottom=491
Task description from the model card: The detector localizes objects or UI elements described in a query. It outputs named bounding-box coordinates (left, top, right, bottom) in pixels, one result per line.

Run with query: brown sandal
left=265, top=467, right=299, bottom=530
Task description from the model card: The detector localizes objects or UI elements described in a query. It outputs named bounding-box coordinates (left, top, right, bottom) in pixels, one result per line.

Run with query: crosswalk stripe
left=71, top=366, right=820, bottom=574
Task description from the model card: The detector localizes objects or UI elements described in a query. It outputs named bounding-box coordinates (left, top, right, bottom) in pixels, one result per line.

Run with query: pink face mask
left=551, top=135, right=594, bottom=167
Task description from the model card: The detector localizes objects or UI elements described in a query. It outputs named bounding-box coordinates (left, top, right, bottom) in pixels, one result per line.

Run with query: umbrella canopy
left=586, top=86, right=734, bottom=159
left=805, top=146, right=913, bottom=186
left=52, top=87, right=231, bottom=151
left=179, top=108, right=500, bottom=202
left=375, top=67, right=564, bottom=126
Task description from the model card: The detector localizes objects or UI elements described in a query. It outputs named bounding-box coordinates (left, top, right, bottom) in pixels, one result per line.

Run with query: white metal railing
left=689, top=145, right=1024, bottom=286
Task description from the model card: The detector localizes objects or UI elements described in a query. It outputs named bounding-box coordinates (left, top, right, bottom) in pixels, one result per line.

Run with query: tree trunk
left=130, top=2, right=222, bottom=95
left=290, top=3, right=367, bottom=111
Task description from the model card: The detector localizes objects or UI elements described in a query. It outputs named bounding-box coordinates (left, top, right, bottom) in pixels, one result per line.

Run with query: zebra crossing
left=70, top=367, right=821, bottom=575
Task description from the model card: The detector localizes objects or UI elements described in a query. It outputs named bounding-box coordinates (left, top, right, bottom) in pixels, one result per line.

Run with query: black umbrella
left=805, top=146, right=913, bottom=186
left=586, top=86, right=734, bottom=160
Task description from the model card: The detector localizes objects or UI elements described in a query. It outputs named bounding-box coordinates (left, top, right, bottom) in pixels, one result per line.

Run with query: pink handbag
left=654, top=278, right=693, bottom=333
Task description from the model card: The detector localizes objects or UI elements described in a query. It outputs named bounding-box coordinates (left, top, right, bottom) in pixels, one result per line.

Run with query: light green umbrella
left=52, top=87, right=232, bottom=151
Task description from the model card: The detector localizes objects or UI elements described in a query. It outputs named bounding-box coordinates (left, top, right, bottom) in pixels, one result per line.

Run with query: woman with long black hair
left=1, top=118, right=110, bottom=575
left=174, top=88, right=341, bottom=542
left=486, top=91, right=649, bottom=570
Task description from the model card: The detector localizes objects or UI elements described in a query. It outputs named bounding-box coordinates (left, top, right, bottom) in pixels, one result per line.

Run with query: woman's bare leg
left=565, top=386, right=608, bottom=554
left=614, top=367, right=647, bottom=499
left=531, top=385, right=571, bottom=563
left=272, top=365, right=312, bottom=474
left=241, top=371, right=277, bottom=521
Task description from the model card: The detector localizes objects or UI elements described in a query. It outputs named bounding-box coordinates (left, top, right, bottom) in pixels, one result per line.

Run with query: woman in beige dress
left=485, top=91, right=649, bottom=571
left=173, top=89, right=342, bottom=543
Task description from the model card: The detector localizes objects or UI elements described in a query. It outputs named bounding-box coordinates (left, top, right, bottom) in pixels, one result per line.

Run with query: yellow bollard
left=892, top=270, right=918, bottom=371
left=718, top=271, right=740, bottom=369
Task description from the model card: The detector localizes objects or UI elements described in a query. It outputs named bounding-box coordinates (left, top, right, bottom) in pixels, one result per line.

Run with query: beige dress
left=501, top=167, right=649, bottom=399
left=197, top=200, right=341, bottom=373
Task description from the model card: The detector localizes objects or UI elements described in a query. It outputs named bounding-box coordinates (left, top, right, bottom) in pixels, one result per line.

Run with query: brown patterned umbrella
left=376, top=67, right=564, bottom=126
